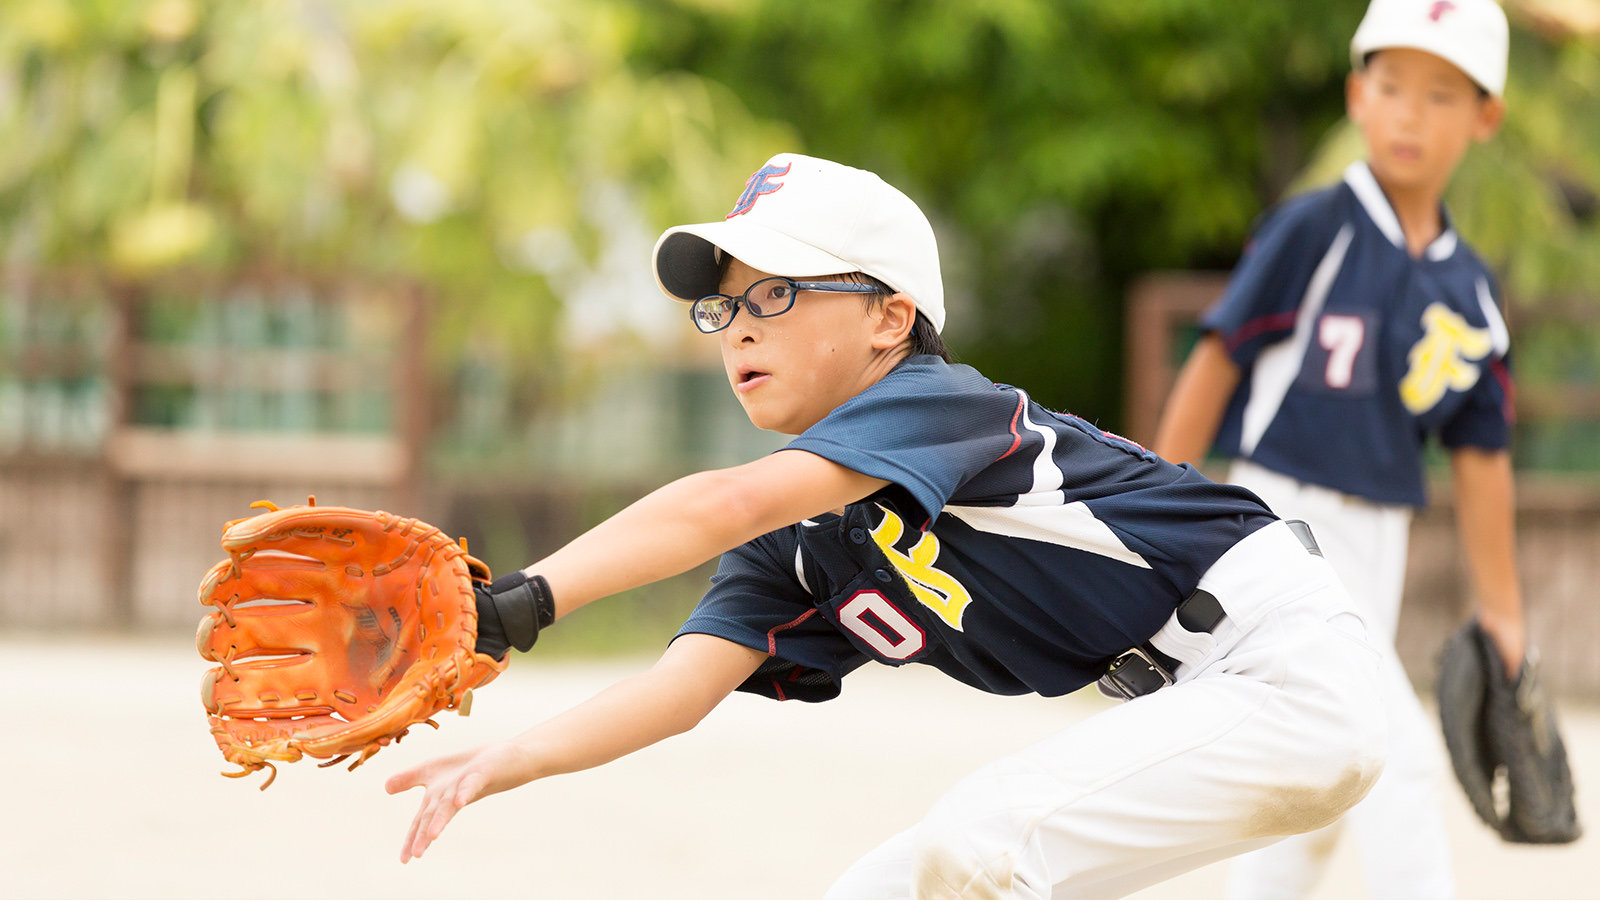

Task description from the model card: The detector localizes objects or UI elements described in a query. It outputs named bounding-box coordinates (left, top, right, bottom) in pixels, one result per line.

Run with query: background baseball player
left=387, top=153, right=1389, bottom=898
left=1153, top=1, right=1522, bottom=897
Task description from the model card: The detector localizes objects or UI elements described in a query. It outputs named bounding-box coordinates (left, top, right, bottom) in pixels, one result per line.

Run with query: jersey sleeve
left=674, top=530, right=867, bottom=702
left=1440, top=271, right=1515, bottom=451
left=1200, top=193, right=1339, bottom=369
left=783, top=360, right=1020, bottom=525
left=1440, top=349, right=1514, bottom=451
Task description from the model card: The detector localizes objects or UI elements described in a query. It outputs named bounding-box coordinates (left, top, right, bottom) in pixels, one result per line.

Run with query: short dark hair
left=839, top=272, right=954, bottom=363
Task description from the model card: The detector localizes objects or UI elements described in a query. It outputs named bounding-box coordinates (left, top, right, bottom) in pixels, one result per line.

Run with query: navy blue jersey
left=1202, top=161, right=1514, bottom=507
left=676, top=356, right=1277, bottom=702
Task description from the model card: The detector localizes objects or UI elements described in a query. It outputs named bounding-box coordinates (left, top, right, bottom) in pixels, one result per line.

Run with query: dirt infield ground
left=3, top=632, right=1594, bottom=900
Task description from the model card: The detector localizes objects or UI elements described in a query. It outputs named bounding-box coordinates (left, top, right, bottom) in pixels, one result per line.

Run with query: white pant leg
left=826, top=523, right=1388, bottom=900
left=1224, top=461, right=1454, bottom=900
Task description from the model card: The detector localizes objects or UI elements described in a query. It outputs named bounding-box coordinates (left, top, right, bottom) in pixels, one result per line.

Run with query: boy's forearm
left=526, top=452, right=888, bottom=618
left=527, top=470, right=755, bottom=617
left=1450, top=447, right=1526, bottom=669
left=1152, top=334, right=1240, bottom=465
left=509, top=635, right=766, bottom=782
left=508, top=674, right=702, bottom=780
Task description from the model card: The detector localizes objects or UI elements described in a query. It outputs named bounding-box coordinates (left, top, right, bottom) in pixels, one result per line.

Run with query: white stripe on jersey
left=945, top=392, right=1152, bottom=567
left=943, top=503, right=1154, bottom=569
left=1427, top=229, right=1458, bottom=261
left=1015, top=392, right=1064, bottom=505
left=1347, top=161, right=1404, bottom=247
left=1476, top=277, right=1510, bottom=356
left=794, top=544, right=812, bottom=595
left=1347, top=160, right=1458, bottom=260
left=1239, top=223, right=1354, bottom=456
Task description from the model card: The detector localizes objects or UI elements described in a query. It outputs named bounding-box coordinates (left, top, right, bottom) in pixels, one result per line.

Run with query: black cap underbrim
left=655, top=232, right=721, bottom=303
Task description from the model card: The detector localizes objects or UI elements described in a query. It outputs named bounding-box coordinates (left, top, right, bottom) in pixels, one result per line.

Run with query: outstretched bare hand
left=386, top=740, right=535, bottom=863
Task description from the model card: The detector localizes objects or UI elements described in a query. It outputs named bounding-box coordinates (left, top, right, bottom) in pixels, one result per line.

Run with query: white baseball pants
left=823, top=520, right=1389, bottom=900
left=1223, top=460, right=1455, bottom=900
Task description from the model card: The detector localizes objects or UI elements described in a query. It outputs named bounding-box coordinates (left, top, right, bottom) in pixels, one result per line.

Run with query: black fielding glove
left=473, top=571, right=556, bottom=660
left=1437, top=620, right=1581, bottom=844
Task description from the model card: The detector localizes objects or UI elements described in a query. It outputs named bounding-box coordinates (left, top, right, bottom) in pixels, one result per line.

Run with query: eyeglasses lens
left=693, top=299, right=732, bottom=332
left=746, top=279, right=793, bottom=317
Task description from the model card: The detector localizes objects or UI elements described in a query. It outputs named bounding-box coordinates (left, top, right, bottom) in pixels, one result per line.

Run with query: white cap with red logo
left=1351, top=0, right=1509, bottom=96
left=653, top=153, right=946, bottom=333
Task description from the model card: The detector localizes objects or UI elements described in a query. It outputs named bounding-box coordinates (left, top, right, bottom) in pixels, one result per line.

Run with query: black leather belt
left=1096, top=519, right=1322, bottom=701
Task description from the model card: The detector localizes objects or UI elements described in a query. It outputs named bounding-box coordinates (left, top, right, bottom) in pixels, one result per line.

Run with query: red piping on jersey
left=766, top=608, right=818, bottom=656
left=996, top=390, right=1027, bottom=461
left=1225, top=311, right=1298, bottom=353
left=1489, top=357, right=1516, bottom=424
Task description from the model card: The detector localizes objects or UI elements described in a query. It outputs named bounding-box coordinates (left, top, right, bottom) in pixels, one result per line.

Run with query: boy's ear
left=1474, top=95, right=1505, bottom=142
left=870, top=292, right=918, bottom=350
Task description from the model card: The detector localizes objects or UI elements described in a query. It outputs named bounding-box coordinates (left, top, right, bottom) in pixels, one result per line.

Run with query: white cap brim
left=653, top=220, right=863, bottom=303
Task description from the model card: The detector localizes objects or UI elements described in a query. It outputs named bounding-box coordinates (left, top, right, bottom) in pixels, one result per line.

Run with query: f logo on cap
left=1429, top=1, right=1456, bottom=21
left=726, top=162, right=791, bottom=218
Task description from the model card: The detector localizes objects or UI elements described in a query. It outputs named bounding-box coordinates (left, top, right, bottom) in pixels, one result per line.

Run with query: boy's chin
left=738, top=403, right=807, bottom=436
left=1371, top=156, right=1444, bottom=190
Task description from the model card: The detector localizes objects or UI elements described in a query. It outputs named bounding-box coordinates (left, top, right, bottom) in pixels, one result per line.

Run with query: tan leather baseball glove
left=197, top=498, right=508, bottom=788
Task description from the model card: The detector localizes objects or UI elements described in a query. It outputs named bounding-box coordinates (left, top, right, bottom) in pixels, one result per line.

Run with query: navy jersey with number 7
left=1201, top=161, right=1513, bottom=507
left=675, top=355, right=1278, bottom=702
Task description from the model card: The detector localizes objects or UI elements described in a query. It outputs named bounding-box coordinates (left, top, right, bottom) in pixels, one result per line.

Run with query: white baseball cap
left=653, top=153, right=946, bottom=333
left=1351, top=0, right=1509, bottom=96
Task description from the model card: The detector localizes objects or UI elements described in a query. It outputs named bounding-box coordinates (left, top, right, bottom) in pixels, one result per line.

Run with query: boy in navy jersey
left=388, top=153, right=1388, bottom=898
left=1155, top=1, right=1522, bottom=897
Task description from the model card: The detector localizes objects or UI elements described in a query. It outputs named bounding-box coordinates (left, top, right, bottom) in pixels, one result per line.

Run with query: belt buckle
left=1096, top=646, right=1175, bottom=701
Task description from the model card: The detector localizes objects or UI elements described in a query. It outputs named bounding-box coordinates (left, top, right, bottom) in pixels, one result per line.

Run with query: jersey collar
left=1344, top=161, right=1458, bottom=261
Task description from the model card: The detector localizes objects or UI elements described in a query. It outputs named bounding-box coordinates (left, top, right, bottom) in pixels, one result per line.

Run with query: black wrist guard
left=473, top=571, right=556, bottom=659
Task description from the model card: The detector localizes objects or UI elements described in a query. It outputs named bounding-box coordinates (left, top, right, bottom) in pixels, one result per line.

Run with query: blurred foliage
left=2, top=0, right=1597, bottom=437
left=1295, top=22, right=1600, bottom=307
left=634, top=0, right=1600, bottom=426
left=0, top=0, right=792, bottom=374
left=633, top=0, right=1374, bottom=422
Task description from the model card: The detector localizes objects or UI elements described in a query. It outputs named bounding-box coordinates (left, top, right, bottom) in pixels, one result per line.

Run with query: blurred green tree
left=632, top=0, right=1374, bottom=421
left=633, top=0, right=1600, bottom=428
left=4, top=0, right=1596, bottom=438
left=0, top=0, right=792, bottom=371
left=1296, top=16, right=1600, bottom=305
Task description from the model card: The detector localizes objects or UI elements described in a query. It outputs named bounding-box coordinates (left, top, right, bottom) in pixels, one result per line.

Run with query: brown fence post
left=1121, top=273, right=1226, bottom=447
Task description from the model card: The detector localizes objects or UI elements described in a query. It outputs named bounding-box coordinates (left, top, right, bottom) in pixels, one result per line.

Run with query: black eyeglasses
left=690, top=276, right=881, bottom=334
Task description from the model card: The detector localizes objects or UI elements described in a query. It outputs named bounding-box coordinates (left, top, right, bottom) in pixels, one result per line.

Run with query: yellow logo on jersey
left=1400, top=303, right=1493, bottom=414
left=870, top=506, right=975, bottom=632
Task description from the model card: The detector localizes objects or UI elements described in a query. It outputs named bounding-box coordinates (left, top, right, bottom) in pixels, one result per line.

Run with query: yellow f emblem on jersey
left=1400, top=303, right=1493, bottom=414
left=870, top=507, right=975, bottom=631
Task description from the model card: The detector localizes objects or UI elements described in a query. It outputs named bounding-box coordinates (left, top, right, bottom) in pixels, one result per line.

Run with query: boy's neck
left=1372, top=171, right=1446, bottom=258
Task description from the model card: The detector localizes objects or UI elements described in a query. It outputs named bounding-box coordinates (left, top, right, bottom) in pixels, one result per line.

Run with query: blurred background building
left=1, top=0, right=1597, bottom=688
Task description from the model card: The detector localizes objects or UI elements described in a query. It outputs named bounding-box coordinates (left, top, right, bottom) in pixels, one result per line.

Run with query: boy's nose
left=723, top=313, right=760, bottom=343
left=1398, top=95, right=1425, bottom=126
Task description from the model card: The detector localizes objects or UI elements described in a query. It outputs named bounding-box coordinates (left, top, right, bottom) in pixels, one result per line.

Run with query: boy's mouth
left=735, top=367, right=770, bottom=392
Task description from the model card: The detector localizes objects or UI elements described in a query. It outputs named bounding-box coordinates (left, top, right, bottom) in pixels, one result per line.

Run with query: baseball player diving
left=387, top=153, right=1390, bottom=898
